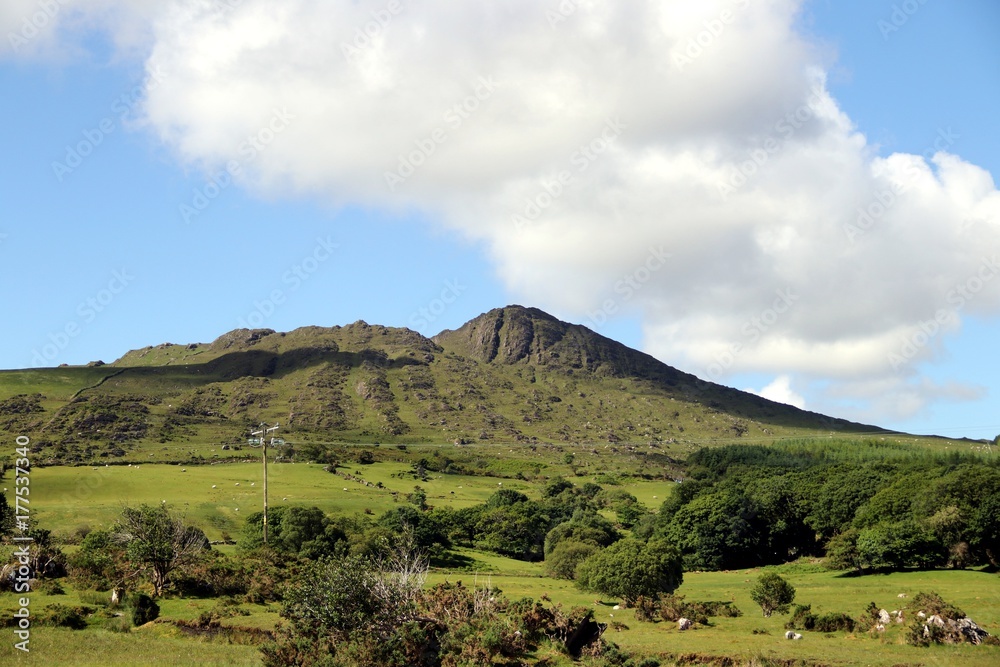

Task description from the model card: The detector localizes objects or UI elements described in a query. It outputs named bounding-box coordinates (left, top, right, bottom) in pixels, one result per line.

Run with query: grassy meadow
left=2, top=451, right=1000, bottom=666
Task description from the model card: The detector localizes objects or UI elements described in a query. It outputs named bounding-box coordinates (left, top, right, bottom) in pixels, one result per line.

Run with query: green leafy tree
left=969, top=492, right=1000, bottom=565
left=749, top=572, right=795, bottom=617
left=68, top=529, right=126, bottom=591
left=664, top=488, right=762, bottom=570
left=576, top=538, right=683, bottom=605
left=544, top=510, right=620, bottom=557
left=823, top=529, right=860, bottom=571
left=544, top=540, right=598, bottom=580
left=855, top=520, right=944, bottom=571
left=475, top=501, right=550, bottom=560
left=115, top=504, right=208, bottom=596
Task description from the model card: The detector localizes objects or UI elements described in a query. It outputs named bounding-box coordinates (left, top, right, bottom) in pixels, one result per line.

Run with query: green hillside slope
left=1, top=306, right=894, bottom=465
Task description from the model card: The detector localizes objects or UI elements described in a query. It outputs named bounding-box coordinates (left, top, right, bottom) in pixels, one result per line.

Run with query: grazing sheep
left=678, top=618, right=692, bottom=631
left=212, top=485, right=217, bottom=489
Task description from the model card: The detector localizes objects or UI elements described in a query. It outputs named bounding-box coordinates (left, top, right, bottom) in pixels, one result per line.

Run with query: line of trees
left=650, top=443, right=1000, bottom=573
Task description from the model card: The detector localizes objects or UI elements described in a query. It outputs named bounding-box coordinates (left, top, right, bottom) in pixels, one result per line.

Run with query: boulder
left=678, top=618, right=692, bottom=631
left=878, top=609, right=891, bottom=625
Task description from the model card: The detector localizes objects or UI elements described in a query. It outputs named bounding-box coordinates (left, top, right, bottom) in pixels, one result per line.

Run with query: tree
left=69, top=529, right=127, bottom=591
left=575, top=538, right=683, bottom=605
left=115, top=504, right=208, bottom=596
left=969, top=491, right=1000, bottom=565
left=544, top=540, right=598, bottom=580
left=544, top=510, right=620, bottom=557
left=0, top=493, right=13, bottom=536
left=749, top=572, right=795, bottom=617
left=854, top=520, right=943, bottom=571
left=664, top=488, right=763, bottom=570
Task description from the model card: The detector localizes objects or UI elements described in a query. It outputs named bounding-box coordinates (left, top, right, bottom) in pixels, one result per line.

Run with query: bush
left=907, top=591, right=965, bottom=619
left=786, top=604, right=816, bottom=631
left=130, top=593, right=160, bottom=626
left=104, top=616, right=132, bottom=633
left=37, top=578, right=66, bottom=595
left=545, top=540, right=598, bottom=580
left=749, top=573, right=795, bottom=617
left=41, top=604, right=89, bottom=629
left=634, top=593, right=742, bottom=625
left=814, top=612, right=856, bottom=633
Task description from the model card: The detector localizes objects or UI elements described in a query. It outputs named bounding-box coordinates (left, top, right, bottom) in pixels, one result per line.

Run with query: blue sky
left=1, top=0, right=998, bottom=440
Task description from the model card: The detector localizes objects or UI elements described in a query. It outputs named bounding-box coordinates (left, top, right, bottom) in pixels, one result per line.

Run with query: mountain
left=0, top=306, right=884, bottom=465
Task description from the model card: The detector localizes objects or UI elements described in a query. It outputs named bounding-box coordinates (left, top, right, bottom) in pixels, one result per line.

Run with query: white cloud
left=746, top=375, right=806, bottom=410
left=12, top=0, right=1000, bottom=423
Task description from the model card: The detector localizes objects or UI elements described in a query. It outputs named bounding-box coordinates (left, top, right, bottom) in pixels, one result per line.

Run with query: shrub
left=786, top=604, right=816, bottom=631
left=40, top=604, right=89, bottom=629
left=814, top=612, right=855, bottom=633
left=129, top=593, right=160, bottom=626
left=907, top=591, right=965, bottom=619
left=749, top=573, right=795, bottom=617
left=634, top=593, right=742, bottom=625
left=545, top=540, right=598, bottom=580
left=37, top=578, right=66, bottom=595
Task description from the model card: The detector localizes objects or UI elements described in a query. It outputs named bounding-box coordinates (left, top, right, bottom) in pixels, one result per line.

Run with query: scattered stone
left=898, top=593, right=908, bottom=598
left=878, top=609, right=891, bottom=625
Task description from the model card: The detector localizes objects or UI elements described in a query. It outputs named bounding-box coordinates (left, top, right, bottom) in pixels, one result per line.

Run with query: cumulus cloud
left=14, top=0, right=1000, bottom=423
left=746, top=375, right=806, bottom=410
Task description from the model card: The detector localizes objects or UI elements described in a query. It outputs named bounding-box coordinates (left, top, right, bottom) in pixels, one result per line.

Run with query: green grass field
left=4, top=561, right=998, bottom=666
left=4, top=454, right=1000, bottom=665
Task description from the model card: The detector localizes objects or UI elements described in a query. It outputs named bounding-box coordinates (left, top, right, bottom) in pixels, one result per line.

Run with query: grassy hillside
left=7, top=306, right=966, bottom=469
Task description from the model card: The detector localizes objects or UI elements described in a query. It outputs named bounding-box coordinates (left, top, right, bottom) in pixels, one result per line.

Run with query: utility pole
left=250, top=422, right=279, bottom=545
